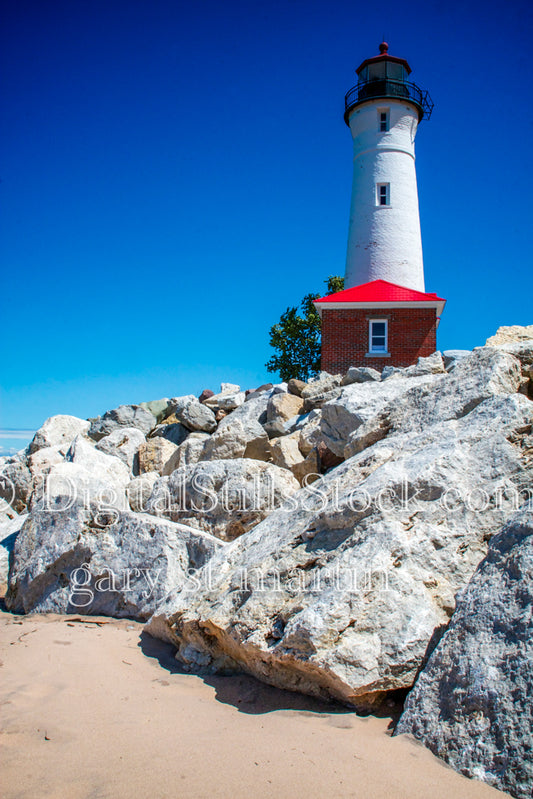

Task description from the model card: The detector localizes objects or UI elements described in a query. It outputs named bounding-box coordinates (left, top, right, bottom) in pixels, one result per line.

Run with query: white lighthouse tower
left=314, top=45, right=445, bottom=375
left=344, top=42, right=433, bottom=292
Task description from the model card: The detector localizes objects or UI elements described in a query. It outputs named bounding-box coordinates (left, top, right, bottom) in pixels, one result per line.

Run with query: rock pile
left=1, top=325, right=532, bottom=797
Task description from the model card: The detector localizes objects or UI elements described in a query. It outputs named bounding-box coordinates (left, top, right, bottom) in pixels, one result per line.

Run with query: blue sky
left=1, top=0, right=532, bottom=449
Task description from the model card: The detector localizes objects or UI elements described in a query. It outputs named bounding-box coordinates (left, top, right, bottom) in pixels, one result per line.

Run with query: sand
left=0, top=608, right=509, bottom=799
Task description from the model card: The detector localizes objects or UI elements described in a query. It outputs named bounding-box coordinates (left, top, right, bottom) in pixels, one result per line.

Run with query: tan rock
left=270, top=434, right=303, bottom=471
left=266, top=393, right=303, bottom=423
left=138, top=438, right=178, bottom=474
left=292, top=448, right=320, bottom=486
left=486, top=325, right=533, bottom=346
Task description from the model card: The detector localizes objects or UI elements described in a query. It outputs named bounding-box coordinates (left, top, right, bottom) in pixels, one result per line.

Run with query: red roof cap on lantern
left=314, top=279, right=446, bottom=310
left=356, top=41, right=412, bottom=76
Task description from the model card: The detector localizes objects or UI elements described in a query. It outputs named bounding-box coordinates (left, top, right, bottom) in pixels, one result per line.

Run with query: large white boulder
left=146, top=393, right=533, bottom=709
left=95, top=427, right=146, bottom=473
left=29, top=414, right=90, bottom=454
left=5, top=502, right=225, bottom=619
left=396, top=505, right=533, bottom=799
left=146, top=458, right=300, bottom=541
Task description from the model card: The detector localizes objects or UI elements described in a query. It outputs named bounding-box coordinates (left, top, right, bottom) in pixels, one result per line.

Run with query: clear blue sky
left=1, top=0, right=532, bottom=444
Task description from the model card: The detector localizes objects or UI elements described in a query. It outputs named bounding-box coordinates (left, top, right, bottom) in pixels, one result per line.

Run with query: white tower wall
left=344, top=99, right=425, bottom=292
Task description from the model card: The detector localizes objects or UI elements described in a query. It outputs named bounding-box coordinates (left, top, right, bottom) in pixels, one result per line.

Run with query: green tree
left=266, top=275, right=344, bottom=382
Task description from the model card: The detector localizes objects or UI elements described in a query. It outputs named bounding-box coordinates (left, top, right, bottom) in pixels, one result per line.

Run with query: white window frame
left=368, top=318, right=388, bottom=354
left=376, top=182, right=390, bottom=206
left=378, top=108, right=389, bottom=132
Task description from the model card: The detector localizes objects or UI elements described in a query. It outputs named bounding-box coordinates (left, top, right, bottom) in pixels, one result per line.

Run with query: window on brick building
left=369, top=319, right=388, bottom=353
left=377, top=183, right=390, bottom=206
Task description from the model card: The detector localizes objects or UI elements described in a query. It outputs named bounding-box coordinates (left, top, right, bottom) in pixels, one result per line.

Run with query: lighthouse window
left=379, top=111, right=389, bottom=131
left=377, top=183, right=390, bottom=206
left=369, top=320, right=388, bottom=353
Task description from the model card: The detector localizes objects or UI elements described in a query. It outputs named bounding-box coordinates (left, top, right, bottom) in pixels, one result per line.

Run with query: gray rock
left=402, top=351, right=446, bottom=377
left=167, top=395, right=198, bottom=416
left=146, top=458, right=299, bottom=541
left=95, top=427, right=146, bottom=473
left=150, top=422, right=189, bottom=447
left=0, top=506, right=27, bottom=585
left=162, top=432, right=210, bottom=474
left=89, top=405, right=156, bottom=441
left=345, top=347, right=523, bottom=458
left=126, top=473, right=160, bottom=513
left=202, top=412, right=271, bottom=462
left=28, top=446, right=65, bottom=478
left=29, top=415, right=90, bottom=454
left=176, top=400, right=217, bottom=433
left=5, top=502, right=225, bottom=619
left=321, top=373, right=439, bottom=458
left=0, top=457, right=33, bottom=513
left=341, top=367, right=381, bottom=385
left=203, top=384, right=245, bottom=411
left=442, top=350, right=471, bottom=372
left=396, top=505, right=533, bottom=799
left=301, top=373, right=343, bottom=412
left=298, top=410, right=323, bottom=456
left=145, top=393, right=533, bottom=708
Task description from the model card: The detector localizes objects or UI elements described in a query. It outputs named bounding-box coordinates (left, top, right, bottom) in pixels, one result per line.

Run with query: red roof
left=314, top=279, right=446, bottom=305
left=356, top=43, right=412, bottom=76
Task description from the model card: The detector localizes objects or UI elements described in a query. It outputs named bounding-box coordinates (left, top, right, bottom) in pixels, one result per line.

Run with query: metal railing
left=344, top=78, right=434, bottom=123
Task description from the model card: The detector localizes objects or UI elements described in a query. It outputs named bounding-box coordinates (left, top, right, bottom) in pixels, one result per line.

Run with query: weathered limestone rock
left=0, top=457, right=33, bottom=513
left=29, top=414, right=90, bottom=454
left=202, top=412, right=271, bottom=462
left=270, top=434, right=304, bottom=471
left=266, top=393, right=304, bottom=423
left=203, top=384, right=245, bottom=411
left=292, top=448, right=320, bottom=486
left=138, top=437, right=179, bottom=475
left=126, top=473, right=160, bottom=513
left=301, top=373, right=343, bottom=412
left=28, top=446, right=65, bottom=478
left=162, top=433, right=210, bottom=474
left=5, top=502, right=225, bottom=619
left=146, top=458, right=299, bottom=541
left=175, top=399, right=217, bottom=433
left=486, top=324, right=533, bottom=346
left=89, top=405, right=156, bottom=441
left=298, top=410, right=323, bottom=456
left=396, top=506, right=533, bottom=799
left=341, top=367, right=381, bottom=386
left=146, top=393, right=533, bottom=708
left=442, top=350, right=471, bottom=372
left=246, top=383, right=274, bottom=402
left=96, top=427, right=146, bottom=473
left=403, top=351, right=446, bottom=377
left=321, top=373, right=439, bottom=458
left=345, top=347, right=523, bottom=458
left=0, top=506, right=27, bottom=585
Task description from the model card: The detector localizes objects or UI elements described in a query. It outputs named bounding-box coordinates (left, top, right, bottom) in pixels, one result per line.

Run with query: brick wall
left=321, top=306, right=437, bottom=374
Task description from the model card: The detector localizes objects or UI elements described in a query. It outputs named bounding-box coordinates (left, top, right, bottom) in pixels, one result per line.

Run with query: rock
left=345, top=347, right=523, bottom=458
left=89, top=405, right=156, bottom=441
left=215, top=409, right=228, bottom=422
left=175, top=400, right=217, bottom=433
left=139, top=398, right=171, bottom=424
left=316, top=442, right=344, bottom=472
left=202, top=411, right=271, bottom=462
left=402, top=351, right=446, bottom=377
left=301, top=373, right=343, bottom=412
left=138, top=438, right=179, bottom=475
left=198, top=389, right=215, bottom=404
left=292, top=448, right=320, bottom=487
left=150, top=422, right=189, bottom=447
left=271, top=383, right=288, bottom=394
left=95, top=427, right=146, bottom=473
left=287, top=378, right=307, bottom=397
left=486, top=324, right=533, bottom=346
left=203, top=384, right=245, bottom=411
left=298, top=410, right=323, bottom=456
left=262, top=419, right=288, bottom=439
left=146, top=459, right=299, bottom=541
left=341, top=367, right=381, bottom=385
left=442, top=350, right=471, bottom=372
left=5, top=502, right=225, bottom=619
left=28, top=446, right=65, bottom=478
left=0, top=457, right=33, bottom=513
left=266, top=393, right=304, bottom=423
left=321, top=373, right=439, bottom=458
left=145, top=393, right=533, bottom=708
left=167, top=395, right=197, bottom=416
left=29, top=414, right=90, bottom=454
left=396, top=505, right=533, bottom=799
left=162, top=433, right=210, bottom=474
left=246, top=383, right=274, bottom=402
left=0, top=507, right=27, bottom=585
left=126, top=473, right=160, bottom=513
left=31, top=436, right=131, bottom=512
left=270, top=435, right=304, bottom=471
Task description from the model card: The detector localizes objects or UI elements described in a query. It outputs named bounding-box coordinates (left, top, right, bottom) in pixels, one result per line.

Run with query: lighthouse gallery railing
left=344, top=78, right=434, bottom=123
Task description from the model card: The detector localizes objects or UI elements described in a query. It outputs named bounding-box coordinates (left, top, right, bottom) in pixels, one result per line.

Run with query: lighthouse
left=315, top=43, right=446, bottom=374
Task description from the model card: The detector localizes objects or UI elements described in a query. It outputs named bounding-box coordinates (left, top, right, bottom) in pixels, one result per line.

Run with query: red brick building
left=314, top=280, right=446, bottom=375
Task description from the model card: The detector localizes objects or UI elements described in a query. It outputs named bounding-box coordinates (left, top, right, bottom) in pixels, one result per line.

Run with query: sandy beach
left=0, top=607, right=509, bottom=799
